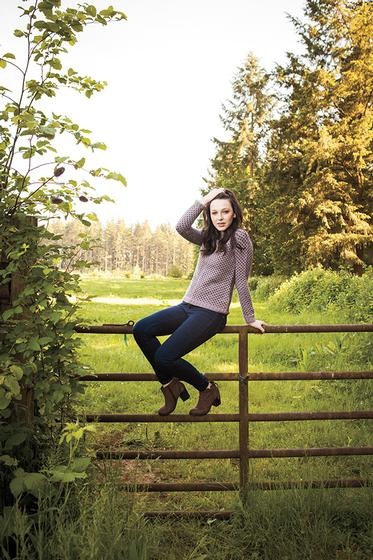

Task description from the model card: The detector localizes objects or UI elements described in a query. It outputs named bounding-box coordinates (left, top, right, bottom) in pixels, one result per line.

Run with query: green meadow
left=3, top=275, right=370, bottom=560
left=63, top=275, right=373, bottom=559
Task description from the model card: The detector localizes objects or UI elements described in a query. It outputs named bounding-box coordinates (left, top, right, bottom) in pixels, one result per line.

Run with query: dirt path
left=87, top=297, right=181, bottom=306
left=85, top=296, right=240, bottom=308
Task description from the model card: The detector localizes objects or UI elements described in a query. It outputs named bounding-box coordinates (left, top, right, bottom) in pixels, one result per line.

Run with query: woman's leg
left=133, top=303, right=226, bottom=389
left=152, top=304, right=226, bottom=390
left=132, top=303, right=188, bottom=384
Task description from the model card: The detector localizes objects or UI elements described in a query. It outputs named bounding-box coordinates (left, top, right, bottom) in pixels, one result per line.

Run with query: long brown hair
left=201, top=189, right=243, bottom=255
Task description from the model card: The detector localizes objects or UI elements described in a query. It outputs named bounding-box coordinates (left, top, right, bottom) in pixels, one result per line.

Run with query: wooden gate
left=76, top=323, right=373, bottom=518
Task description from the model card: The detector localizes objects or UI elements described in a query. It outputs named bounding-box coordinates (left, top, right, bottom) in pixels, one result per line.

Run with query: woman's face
left=210, top=198, right=236, bottom=231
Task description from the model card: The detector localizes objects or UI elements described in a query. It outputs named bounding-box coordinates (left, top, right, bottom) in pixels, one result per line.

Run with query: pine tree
left=206, top=54, right=273, bottom=273
left=263, top=0, right=372, bottom=274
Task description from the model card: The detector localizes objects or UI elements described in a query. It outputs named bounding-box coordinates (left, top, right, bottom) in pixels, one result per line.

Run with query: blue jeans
left=133, top=302, right=227, bottom=390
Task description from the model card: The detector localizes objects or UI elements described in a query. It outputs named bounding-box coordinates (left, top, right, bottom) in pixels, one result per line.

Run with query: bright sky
left=1, top=0, right=306, bottom=227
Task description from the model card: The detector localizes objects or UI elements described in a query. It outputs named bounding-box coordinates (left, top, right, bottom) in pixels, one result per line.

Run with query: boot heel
left=180, top=388, right=190, bottom=401
left=213, top=397, right=221, bottom=407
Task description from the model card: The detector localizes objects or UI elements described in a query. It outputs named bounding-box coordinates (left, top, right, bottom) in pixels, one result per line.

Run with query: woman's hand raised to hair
left=200, top=188, right=225, bottom=206
left=248, top=320, right=266, bottom=333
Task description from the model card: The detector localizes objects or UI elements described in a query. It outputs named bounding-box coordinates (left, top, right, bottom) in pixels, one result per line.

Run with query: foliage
left=0, top=461, right=148, bottom=560
left=261, top=0, right=373, bottom=274
left=268, top=267, right=373, bottom=321
left=207, top=0, right=372, bottom=275
left=48, top=217, right=195, bottom=277
left=205, top=53, right=274, bottom=275
left=249, top=275, right=287, bottom=301
left=141, top=487, right=373, bottom=560
left=0, top=0, right=126, bottom=506
left=266, top=267, right=373, bottom=375
left=7, top=422, right=94, bottom=500
left=167, top=264, right=183, bottom=278
left=71, top=276, right=372, bottom=557
left=2, top=481, right=372, bottom=559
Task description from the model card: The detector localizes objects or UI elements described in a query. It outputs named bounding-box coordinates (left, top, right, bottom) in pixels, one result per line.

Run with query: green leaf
left=71, top=457, right=91, bottom=472
left=0, top=454, right=18, bottom=467
left=4, top=376, right=20, bottom=395
left=50, top=58, right=62, bottom=70
left=2, top=306, right=23, bottom=320
left=100, top=7, right=115, bottom=17
left=50, top=468, right=77, bottom=483
left=49, top=311, right=61, bottom=324
left=71, top=21, right=83, bottom=33
left=91, top=142, right=106, bottom=150
left=24, top=472, right=47, bottom=496
left=5, top=431, right=28, bottom=450
left=9, top=366, right=24, bottom=380
left=106, top=171, right=127, bottom=186
left=0, top=59, right=7, bottom=69
left=3, top=52, right=16, bottom=59
left=86, top=5, right=97, bottom=17
left=38, top=336, right=53, bottom=345
left=0, top=395, right=11, bottom=410
left=9, top=476, right=24, bottom=498
left=86, top=213, right=98, bottom=221
left=28, top=338, right=41, bottom=352
left=39, top=126, right=55, bottom=139
left=10, top=471, right=47, bottom=497
left=75, top=157, right=86, bottom=169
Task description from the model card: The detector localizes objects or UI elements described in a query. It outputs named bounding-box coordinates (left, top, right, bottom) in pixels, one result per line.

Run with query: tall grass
left=3, top=474, right=371, bottom=559
left=4, top=273, right=371, bottom=559
left=74, top=275, right=372, bottom=517
left=144, top=486, right=373, bottom=560
left=0, top=469, right=148, bottom=560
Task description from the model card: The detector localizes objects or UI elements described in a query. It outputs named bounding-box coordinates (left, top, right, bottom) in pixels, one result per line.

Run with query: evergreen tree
left=206, top=54, right=273, bottom=273
left=48, top=217, right=194, bottom=277
left=263, top=0, right=372, bottom=274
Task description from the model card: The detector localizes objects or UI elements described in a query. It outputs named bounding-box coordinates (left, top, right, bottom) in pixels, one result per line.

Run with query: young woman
left=133, top=188, right=265, bottom=416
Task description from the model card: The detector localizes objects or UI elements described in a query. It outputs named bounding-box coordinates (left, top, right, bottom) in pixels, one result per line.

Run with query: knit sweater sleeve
left=175, top=200, right=204, bottom=246
left=234, top=229, right=255, bottom=324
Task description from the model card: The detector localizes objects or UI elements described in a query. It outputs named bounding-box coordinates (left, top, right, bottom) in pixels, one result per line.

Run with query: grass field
left=72, top=276, right=372, bottom=559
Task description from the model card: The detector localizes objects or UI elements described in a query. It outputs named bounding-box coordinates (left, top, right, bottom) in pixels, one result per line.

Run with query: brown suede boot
left=158, top=378, right=190, bottom=415
left=189, top=382, right=221, bottom=416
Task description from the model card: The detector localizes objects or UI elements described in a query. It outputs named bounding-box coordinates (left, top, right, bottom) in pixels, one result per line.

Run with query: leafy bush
left=250, top=275, right=287, bottom=301
left=330, top=271, right=373, bottom=322
left=168, top=265, right=183, bottom=278
left=0, top=0, right=126, bottom=508
left=268, top=268, right=373, bottom=322
left=0, top=466, right=148, bottom=560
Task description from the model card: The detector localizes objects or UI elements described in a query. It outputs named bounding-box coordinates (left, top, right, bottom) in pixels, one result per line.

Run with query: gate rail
left=75, top=323, right=373, bottom=518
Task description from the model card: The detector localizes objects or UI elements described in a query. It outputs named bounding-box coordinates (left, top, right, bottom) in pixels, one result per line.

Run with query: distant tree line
left=49, top=218, right=195, bottom=277
left=206, top=0, right=372, bottom=276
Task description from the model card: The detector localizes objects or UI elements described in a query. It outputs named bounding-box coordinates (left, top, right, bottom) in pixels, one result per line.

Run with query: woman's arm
left=234, top=230, right=265, bottom=333
left=176, top=189, right=225, bottom=245
left=175, top=201, right=204, bottom=245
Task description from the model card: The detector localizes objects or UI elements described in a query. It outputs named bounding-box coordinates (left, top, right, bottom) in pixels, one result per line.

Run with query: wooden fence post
left=238, top=328, right=249, bottom=493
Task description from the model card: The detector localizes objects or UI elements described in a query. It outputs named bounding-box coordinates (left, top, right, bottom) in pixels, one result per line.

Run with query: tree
left=263, top=0, right=372, bottom=274
left=47, top=216, right=196, bottom=277
left=0, top=0, right=126, bottom=504
left=206, top=53, right=274, bottom=274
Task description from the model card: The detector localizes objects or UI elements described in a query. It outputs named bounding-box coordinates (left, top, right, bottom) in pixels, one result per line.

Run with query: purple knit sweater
left=176, top=200, right=255, bottom=323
